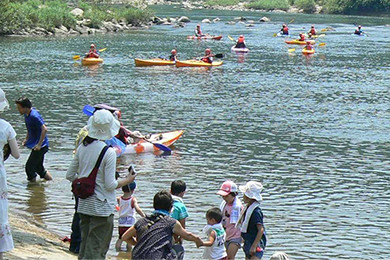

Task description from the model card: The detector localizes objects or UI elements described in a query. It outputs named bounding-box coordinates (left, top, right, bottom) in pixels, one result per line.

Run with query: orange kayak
left=175, top=60, right=223, bottom=67
left=135, top=58, right=175, bottom=67
left=81, top=57, right=103, bottom=65
left=302, top=48, right=315, bottom=55
left=285, top=40, right=315, bottom=45
left=187, top=35, right=223, bottom=40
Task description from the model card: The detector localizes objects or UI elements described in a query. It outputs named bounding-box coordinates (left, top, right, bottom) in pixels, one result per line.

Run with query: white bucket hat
left=0, top=88, right=10, bottom=112
left=239, top=181, right=263, bottom=202
left=87, top=109, right=120, bottom=140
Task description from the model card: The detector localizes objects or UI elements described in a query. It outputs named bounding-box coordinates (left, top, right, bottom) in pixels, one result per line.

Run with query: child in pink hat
left=217, top=180, right=243, bottom=260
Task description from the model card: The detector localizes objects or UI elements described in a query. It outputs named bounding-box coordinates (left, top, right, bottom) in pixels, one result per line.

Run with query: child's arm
left=200, top=230, right=216, bottom=247
left=173, top=221, right=202, bottom=247
left=122, top=226, right=137, bottom=246
left=133, top=198, right=146, bottom=217
left=249, top=224, right=264, bottom=256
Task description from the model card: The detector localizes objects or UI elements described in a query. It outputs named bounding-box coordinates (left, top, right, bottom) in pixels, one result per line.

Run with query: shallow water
left=1, top=5, right=390, bottom=259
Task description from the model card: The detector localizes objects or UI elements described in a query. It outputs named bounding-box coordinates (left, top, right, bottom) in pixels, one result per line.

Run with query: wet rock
left=177, top=16, right=190, bottom=23
left=54, top=27, right=68, bottom=35
left=202, top=19, right=211, bottom=23
left=174, top=22, right=186, bottom=28
left=69, top=28, right=80, bottom=35
left=247, top=20, right=255, bottom=24
left=234, top=16, right=246, bottom=21
left=245, top=24, right=255, bottom=27
left=213, top=17, right=221, bottom=22
left=259, top=16, right=270, bottom=22
left=32, top=27, right=48, bottom=35
left=103, top=21, right=116, bottom=31
left=227, top=21, right=236, bottom=25
left=162, top=22, right=173, bottom=25
left=75, top=25, right=89, bottom=34
left=70, top=8, right=84, bottom=18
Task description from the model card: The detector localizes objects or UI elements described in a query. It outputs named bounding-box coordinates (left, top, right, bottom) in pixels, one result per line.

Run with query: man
left=15, top=97, right=52, bottom=182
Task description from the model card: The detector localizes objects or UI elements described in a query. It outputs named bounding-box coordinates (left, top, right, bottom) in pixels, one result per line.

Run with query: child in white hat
left=236, top=181, right=266, bottom=260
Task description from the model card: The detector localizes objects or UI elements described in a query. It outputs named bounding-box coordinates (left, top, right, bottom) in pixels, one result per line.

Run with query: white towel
left=220, top=197, right=242, bottom=224
left=235, top=201, right=260, bottom=233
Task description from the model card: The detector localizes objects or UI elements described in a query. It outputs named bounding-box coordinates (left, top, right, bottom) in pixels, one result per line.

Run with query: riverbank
left=5, top=210, right=76, bottom=259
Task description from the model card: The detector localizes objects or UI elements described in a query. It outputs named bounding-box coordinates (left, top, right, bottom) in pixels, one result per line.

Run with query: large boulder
left=70, top=8, right=84, bottom=18
left=259, top=16, right=270, bottom=22
left=234, top=16, right=246, bottom=21
left=75, top=25, right=89, bottom=34
left=213, top=17, right=221, bottom=22
left=177, top=16, right=190, bottom=23
left=202, top=19, right=211, bottom=23
left=103, top=21, right=116, bottom=31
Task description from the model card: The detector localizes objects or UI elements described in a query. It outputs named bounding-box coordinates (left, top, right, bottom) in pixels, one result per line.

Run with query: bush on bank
left=204, top=0, right=241, bottom=7
left=246, top=0, right=289, bottom=11
left=295, top=0, right=316, bottom=13
left=0, top=0, right=153, bottom=34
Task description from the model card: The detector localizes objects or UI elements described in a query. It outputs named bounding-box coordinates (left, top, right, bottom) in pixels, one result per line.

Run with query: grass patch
left=246, top=0, right=289, bottom=10
left=205, top=0, right=241, bottom=7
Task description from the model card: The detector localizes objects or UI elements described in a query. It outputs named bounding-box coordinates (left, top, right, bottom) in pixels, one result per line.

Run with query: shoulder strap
left=88, top=146, right=109, bottom=179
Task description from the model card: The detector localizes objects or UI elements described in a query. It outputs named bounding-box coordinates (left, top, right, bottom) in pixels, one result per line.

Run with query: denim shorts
left=243, top=240, right=264, bottom=259
left=225, top=237, right=242, bottom=249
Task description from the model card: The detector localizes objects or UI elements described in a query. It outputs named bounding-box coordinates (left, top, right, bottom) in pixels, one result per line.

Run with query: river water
left=1, top=5, right=390, bottom=259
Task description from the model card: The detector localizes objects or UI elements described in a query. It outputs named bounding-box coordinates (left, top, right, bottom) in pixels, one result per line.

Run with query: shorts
left=118, top=226, right=130, bottom=239
left=225, top=237, right=242, bottom=249
left=243, top=240, right=264, bottom=259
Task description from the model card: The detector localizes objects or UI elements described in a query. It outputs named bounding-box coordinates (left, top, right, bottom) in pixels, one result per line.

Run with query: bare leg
left=0, top=252, right=3, bottom=260
left=115, top=239, right=122, bottom=251
left=227, top=243, right=240, bottom=259
left=126, top=243, right=132, bottom=252
left=44, top=170, right=53, bottom=181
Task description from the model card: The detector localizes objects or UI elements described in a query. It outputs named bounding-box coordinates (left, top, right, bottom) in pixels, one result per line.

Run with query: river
left=1, top=5, right=390, bottom=259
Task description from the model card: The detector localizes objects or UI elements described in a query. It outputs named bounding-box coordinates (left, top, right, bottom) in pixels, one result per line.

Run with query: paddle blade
left=288, top=18, right=294, bottom=24
left=82, top=105, right=95, bottom=116
left=99, top=48, right=107, bottom=52
left=73, top=55, right=81, bottom=60
left=321, top=28, right=328, bottom=32
left=228, top=35, right=235, bottom=42
left=153, top=143, right=172, bottom=153
left=318, top=43, right=326, bottom=47
left=273, top=33, right=277, bottom=37
left=215, top=53, right=224, bottom=58
left=288, top=48, right=296, bottom=52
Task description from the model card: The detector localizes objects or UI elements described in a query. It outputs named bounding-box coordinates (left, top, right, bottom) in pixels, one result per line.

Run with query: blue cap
left=129, top=182, right=136, bottom=190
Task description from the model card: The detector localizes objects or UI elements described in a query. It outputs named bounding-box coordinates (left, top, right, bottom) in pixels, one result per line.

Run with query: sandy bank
left=4, top=210, right=77, bottom=260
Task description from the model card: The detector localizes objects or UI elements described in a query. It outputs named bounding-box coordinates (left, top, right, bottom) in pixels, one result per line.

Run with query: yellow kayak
left=135, top=58, right=176, bottom=67
left=81, top=57, right=103, bottom=65
left=285, top=40, right=315, bottom=45
left=302, top=48, right=315, bottom=55
left=175, top=60, right=223, bottom=67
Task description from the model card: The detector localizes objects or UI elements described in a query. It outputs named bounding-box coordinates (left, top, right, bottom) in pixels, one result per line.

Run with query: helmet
left=358, top=25, right=362, bottom=28
left=205, top=48, right=211, bottom=54
left=306, top=41, right=311, bottom=44
left=197, top=24, right=200, bottom=27
left=239, top=35, right=244, bottom=38
left=90, top=44, right=96, bottom=48
left=283, top=24, right=286, bottom=27
left=311, top=25, right=314, bottom=28
left=171, top=49, right=177, bottom=54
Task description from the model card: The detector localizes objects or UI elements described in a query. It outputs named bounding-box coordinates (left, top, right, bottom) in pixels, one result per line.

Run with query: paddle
left=288, top=48, right=296, bottom=52
left=228, top=35, right=235, bottom=42
left=142, top=138, right=172, bottom=154
left=318, top=43, right=326, bottom=47
left=73, top=48, right=107, bottom=60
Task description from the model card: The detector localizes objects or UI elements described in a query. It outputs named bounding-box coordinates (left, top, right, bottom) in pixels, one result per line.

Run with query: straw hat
left=0, top=88, right=9, bottom=112
left=239, top=181, right=263, bottom=202
left=87, top=109, right=120, bottom=140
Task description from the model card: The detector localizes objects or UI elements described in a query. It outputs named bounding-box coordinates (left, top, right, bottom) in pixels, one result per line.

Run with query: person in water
left=201, top=49, right=214, bottom=64
left=235, top=35, right=246, bottom=49
left=308, top=25, right=317, bottom=36
left=354, top=25, right=363, bottom=35
left=298, top=33, right=305, bottom=41
left=303, top=41, right=313, bottom=51
left=195, top=24, right=205, bottom=37
left=169, top=49, right=178, bottom=61
left=85, top=44, right=99, bottom=58
left=280, top=24, right=289, bottom=35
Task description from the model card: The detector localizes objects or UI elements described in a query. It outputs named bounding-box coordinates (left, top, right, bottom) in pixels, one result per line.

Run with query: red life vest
left=310, top=28, right=316, bottom=35
left=305, top=44, right=313, bottom=50
left=283, top=27, right=289, bottom=34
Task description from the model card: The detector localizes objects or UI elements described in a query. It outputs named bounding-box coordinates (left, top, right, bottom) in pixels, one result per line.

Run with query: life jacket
left=202, top=56, right=213, bottom=63
left=355, top=29, right=362, bottom=35
left=195, top=28, right=202, bottom=36
left=299, top=35, right=305, bottom=41
left=310, top=28, right=316, bottom=35
left=235, top=42, right=246, bottom=49
left=86, top=50, right=99, bottom=58
left=305, top=44, right=313, bottom=50
left=282, top=27, right=289, bottom=34
left=169, top=54, right=176, bottom=61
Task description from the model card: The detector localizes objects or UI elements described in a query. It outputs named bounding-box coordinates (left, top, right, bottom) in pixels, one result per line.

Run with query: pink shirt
left=223, top=203, right=242, bottom=240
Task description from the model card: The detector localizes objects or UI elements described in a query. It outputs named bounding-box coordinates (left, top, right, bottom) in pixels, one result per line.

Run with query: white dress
left=0, top=119, right=16, bottom=252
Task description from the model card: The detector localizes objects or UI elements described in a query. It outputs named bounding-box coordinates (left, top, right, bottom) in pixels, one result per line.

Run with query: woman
left=66, top=109, right=136, bottom=259
left=0, top=88, right=20, bottom=260
left=122, top=190, right=202, bottom=260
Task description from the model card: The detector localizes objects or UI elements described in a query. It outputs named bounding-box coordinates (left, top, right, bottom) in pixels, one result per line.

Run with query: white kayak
left=231, top=46, right=249, bottom=53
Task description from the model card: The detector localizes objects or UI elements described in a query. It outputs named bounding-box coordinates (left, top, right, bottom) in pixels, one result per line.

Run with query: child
left=199, top=208, right=228, bottom=260
left=171, top=180, right=189, bottom=244
left=115, top=182, right=145, bottom=251
left=217, top=180, right=243, bottom=260
left=201, top=49, right=214, bottom=64
left=237, top=181, right=266, bottom=260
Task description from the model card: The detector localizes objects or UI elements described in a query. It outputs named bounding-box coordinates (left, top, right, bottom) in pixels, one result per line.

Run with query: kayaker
left=201, top=49, right=214, bottom=64
left=308, top=25, right=317, bottom=36
left=195, top=24, right=205, bottom=37
left=280, top=24, right=289, bottom=35
left=354, top=25, right=363, bottom=35
left=303, top=41, right=313, bottom=51
left=235, top=35, right=246, bottom=49
left=85, top=44, right=99, bottom=58
left=297, top=33, right=305, bottom=41
left=169, top=49, right=178, bottom=61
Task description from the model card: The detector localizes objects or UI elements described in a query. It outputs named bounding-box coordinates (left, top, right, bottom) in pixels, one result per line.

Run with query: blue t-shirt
left=24, top=108, right=49, bottom=149
left=241, top=207, right=267, bottom=249
left=171, top=196, right=189, bottom=221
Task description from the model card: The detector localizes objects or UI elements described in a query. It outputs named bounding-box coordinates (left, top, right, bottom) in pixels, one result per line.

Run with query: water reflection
left=26, top=182, right=47, bottom=223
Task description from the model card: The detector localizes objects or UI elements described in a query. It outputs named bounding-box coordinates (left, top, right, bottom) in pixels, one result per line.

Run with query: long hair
left=82, top=136, right=97, bottom=146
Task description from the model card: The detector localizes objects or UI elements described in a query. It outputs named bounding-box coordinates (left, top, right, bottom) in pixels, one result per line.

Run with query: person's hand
left=249, top=244, right=257, bottom=256
left=125, top=172, right=136, bottom=184
left=22, top=139, right=27, bottom=146
left=195, top=237, right=203, bottom=248
left=33, top=144, right=41, bottom=151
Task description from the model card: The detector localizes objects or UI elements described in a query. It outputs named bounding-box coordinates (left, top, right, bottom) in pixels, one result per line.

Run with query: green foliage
left=246, top=0, right=289, bottom=10
left=295, top=0, right=316, bottom=13
left=205, top=0, right=240, bottom=6
left=115, top=7, right=154, bottom=25
left=324, top=0, right=390, bottom=13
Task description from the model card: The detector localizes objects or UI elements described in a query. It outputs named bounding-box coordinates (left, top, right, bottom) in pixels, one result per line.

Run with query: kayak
left=175, top=60, right=223, bottom=67
left=123, top=130, right=184, bottom=154
left=135, top=58, right=175, bottom=67
left=302, top=48, right=315, bottom=55
left=81, top=57, right=103, bottom=65
left=231, top=46, right=249, bottom=53
left=277, top=32, right=289, bottom=37
left=187, top=35, right=223, bottom=40
left=285, top=40, right=315, bottom=45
